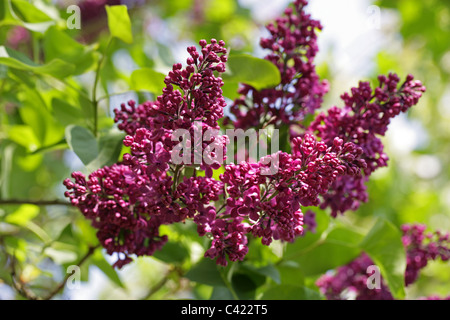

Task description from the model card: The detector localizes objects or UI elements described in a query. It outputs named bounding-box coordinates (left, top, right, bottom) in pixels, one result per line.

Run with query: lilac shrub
left=64, top=0, right=426, bottom=269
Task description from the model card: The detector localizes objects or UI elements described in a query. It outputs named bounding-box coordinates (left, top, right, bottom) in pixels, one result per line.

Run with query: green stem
left=30, top=138, right=66, bottom=155
left=44, top=245, right=100, bottom=300
left=216, top=203, right=226, bottom=215
left=92, top=38, right=114, bottom=137
left=10, top=255, right=40, bottom=300
left=171, top=165, right=183, bottom=193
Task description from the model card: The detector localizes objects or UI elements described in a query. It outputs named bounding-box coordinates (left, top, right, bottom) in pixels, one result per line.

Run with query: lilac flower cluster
left=402, top=224, right=450, bottom=286
left=229, top=0, right=329, bottom=129
left=66, top=39, right=231, bottom=267
left=308, top=74, right=426, bottom=217
left=302, top=210, right=317, bottom=234
left=115, top=39, right=228, bottom=177
left=71, top=39, right=348, bottom=268
left=316, top=224, right=450, bottom=300
left=316, top=253, right=394, bottom=300
left=63, top=165, right=168, bottom=268
left=65, top=38, right=367, bottom=266
left=227, top=0, right=425, bottom=220
left=184, top=133, right=365, bottom=265
left=64, top=1, right=426, bottom=269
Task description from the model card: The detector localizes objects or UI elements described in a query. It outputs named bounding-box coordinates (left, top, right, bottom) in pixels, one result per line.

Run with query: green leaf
left=231, top=273, right=257, bottom=300
left=287, top=227, right=363, bottom=276
left=22, top=21, right=54, bottom=33
left=52, top=98, right=85, bottom=127
left=223, top=54, right=281, bottom=90
left=152, top=241, right=189, bottom=264
left=155, top=42, right=175, bottom=66
left=5, top=204, right=39, bottom=226
left=19, top=104, right=47, bottom=146
left=245, top=237, right=279, bottom=265
left=24, top=221, right=52, bottom=243
left=43, top=27, right=96, bottom=75
left=210, top=286, right=235, bottom=300
left=277, top=260, right=305, bottom=286
left=212, top=165, right=225, bottom=182
left=57, top=223, right=78, bottom=246
left=8, top=125, right=40, bottom=151
left=86, top=129, right=125, bottom=172
left=237, top=264, right=267, bottom=288
left=130, top=68, right=166, bottom=95
left=185, top=259, right=225, bottom=287
left=16, top=150, right=43, bottom=171
left=0, top=0, right=13, bottom=21
left=284, top=209, right=330, bottom=257
left=0, top=46, right=75, bottom=79
left=0, top=0, right=54, bottom=33
left=74, top=218, right=99, bottom=246
left=0, top=144, right=15, bottom=199
left=255, top=264, right=281, bottom=284
left=359, top=219, right=406, bottom=300
left=261, top=284, right=323, bottom=300
left=78, top=93, right=95, bottom=120
left=4, top=237, right=28, bottom=262
left=65, top=125, right=98, bottom=166
left=105, top=5, right=133, bottom=44
left=204, top=0, right=236, bottom=22
left=243, top=263, right=281, bottom=284
left=11, top=0, right=52, bottom=23
left=8, top=68, right=36, bottom=88
left=221, top=80, right=240, bottom=100
left=19, top=88, right=65, bottom=147
left=279, top=124, right=291, bottom=154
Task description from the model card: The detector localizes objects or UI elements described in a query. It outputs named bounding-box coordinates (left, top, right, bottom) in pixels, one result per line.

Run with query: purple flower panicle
left=229, top=0, right=328, bottom=129
left=309, top=74, right=426, bottom=217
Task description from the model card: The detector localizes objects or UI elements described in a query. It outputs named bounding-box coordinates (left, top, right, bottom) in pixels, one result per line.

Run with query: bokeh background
left=0, top=0, right=449, bottom=299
